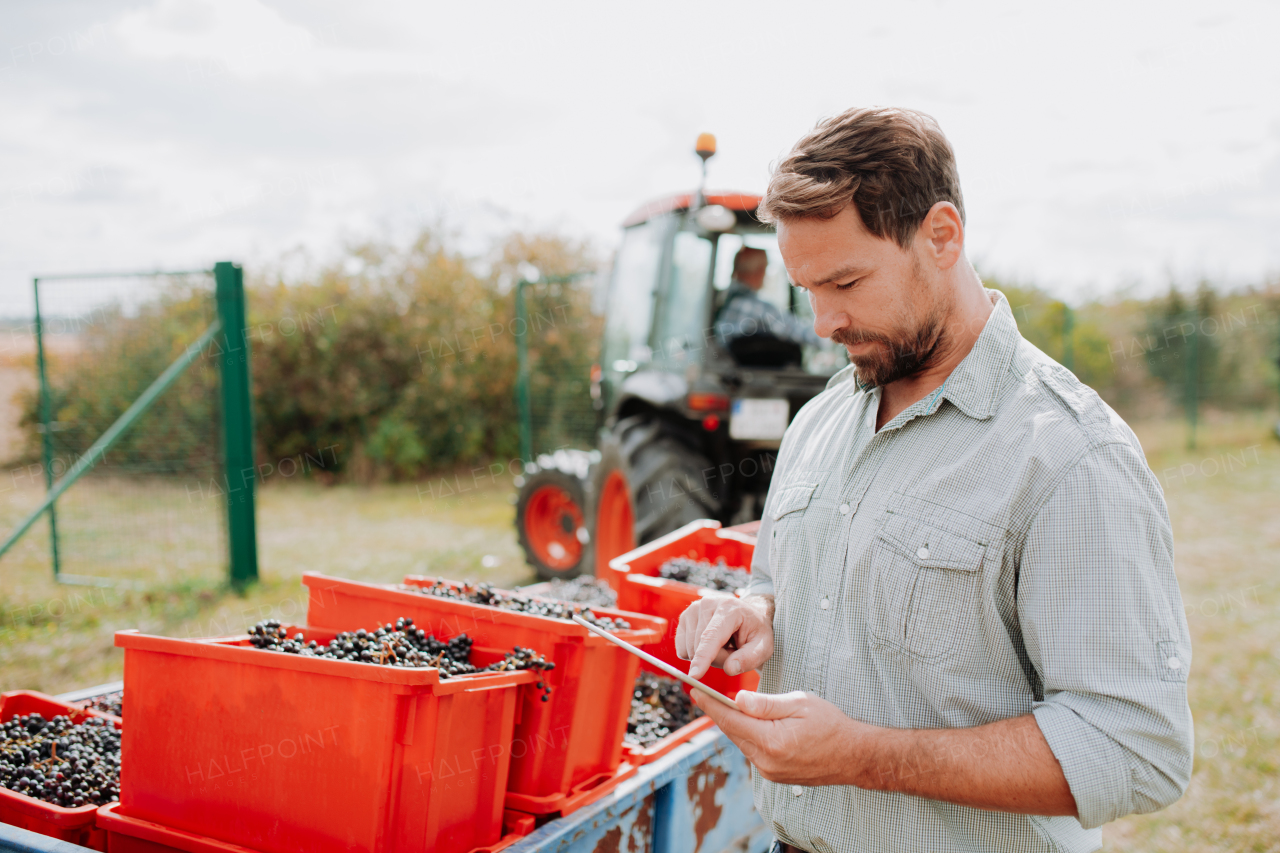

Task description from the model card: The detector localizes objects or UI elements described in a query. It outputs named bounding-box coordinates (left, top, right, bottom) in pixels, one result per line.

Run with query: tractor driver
left=676, top=107, right=1193, bottom=853
left=715, top=246, right=822, bottom=352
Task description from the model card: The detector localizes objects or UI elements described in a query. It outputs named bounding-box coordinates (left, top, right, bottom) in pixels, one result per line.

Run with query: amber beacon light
left=695, top=133, right=717, bottom=161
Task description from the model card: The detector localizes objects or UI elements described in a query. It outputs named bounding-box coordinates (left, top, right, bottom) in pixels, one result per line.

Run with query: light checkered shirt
left=744, top=290, right=1193, bottom=853
left=716, top=280, right=824, bottom=347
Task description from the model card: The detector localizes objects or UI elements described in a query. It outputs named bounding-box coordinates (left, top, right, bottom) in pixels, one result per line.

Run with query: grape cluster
left=625, top=672, right=702, bottom=748
left=657, top=557, right=751, bottom=592
left=0, top=713, right=120, bottom=808
left=246, top=617, right=556, bottom=700
left=75, top=691, right=122, bottom=718
left=403, top=580, right=631, bottom=631
left=527, top=576, right=618, bottom=609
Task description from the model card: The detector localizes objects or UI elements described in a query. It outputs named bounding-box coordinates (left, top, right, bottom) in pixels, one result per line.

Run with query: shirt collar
left=852, top=289, right=1019, bottom=421
left=933, top=289, right=1019, bottom=420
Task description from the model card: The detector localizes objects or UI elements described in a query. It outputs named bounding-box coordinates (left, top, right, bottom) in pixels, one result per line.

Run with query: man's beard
left=830, top=311, right=946, bottom=388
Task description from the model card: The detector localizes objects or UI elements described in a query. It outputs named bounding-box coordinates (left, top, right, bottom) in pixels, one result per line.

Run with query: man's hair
left=733, top=246, right=768, bottom=276
left=757, top=107, right=964, bottom=248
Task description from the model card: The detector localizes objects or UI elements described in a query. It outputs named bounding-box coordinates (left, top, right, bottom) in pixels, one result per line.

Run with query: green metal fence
left=514, top=273, right=603, bottom=463
left=0, top=262, right=258, bottom=588
left=1007, top=290, right=1280, bottom=451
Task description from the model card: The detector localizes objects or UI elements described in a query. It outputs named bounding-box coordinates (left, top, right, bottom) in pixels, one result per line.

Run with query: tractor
left=515, top=134, right=847, bottom=579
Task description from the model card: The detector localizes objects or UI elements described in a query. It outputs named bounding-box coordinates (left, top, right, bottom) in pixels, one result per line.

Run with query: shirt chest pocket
left=866, top=512, right=988, bottom=662
left=768, top=471, right=828, bottom=601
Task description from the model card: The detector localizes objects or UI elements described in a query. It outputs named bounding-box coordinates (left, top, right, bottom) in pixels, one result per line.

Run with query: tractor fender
left=618, top=369, right=687, bottom=410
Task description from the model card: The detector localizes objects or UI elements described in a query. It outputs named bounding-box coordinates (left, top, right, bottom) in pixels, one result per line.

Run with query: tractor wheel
left=592, top=415, right=721, bottom=575
left=515, top=451, right=593, bottom=580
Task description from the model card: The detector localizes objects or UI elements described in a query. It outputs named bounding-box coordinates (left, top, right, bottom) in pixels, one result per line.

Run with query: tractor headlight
left=695, top=204, right=736, bottom=232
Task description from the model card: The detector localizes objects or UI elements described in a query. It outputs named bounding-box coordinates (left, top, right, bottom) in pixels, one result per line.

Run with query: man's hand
left=693, top=689, right=871, bottom=786
left=693, top=690, right=1079, bottom=817
left=675, top=594, right=774, bottom=680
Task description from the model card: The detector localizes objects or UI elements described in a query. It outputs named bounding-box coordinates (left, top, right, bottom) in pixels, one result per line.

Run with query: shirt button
left=1167, top=657, right=1182, bottom=670
left=792, top=785, right=803, bottom=796
left=839, top=503, right=850, bottom=515
left=820, top=597, right=830, bottom=610
left=917, top=545, right=930, bottom=560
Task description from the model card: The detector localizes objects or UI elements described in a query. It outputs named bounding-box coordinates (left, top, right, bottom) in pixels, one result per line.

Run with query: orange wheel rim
left=524, top=485, right=585, bottom=570
left=595, top=470, right=636, bottom=574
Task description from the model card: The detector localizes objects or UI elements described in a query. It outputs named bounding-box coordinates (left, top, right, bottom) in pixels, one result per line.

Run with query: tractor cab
left=600, top=191, right=846, bottom=416
left=515, top=135, right=847, bottom=580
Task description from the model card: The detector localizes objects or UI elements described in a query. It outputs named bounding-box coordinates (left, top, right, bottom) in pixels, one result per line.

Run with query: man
left=676, top=107, right=1193, bottom=853
left=716, top=245, right=823, bottom=349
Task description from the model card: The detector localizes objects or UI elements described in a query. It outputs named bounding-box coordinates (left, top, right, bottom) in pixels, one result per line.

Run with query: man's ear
left=918, top=202, right=964, bottom=271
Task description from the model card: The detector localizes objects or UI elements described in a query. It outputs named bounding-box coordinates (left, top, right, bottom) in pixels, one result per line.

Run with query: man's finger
left=674, top=604, right=697, bottom=661
left=689, top=609, right=740, bottom=680
left=690, top=688, right=744, bottom=730
left=688, top=605, right=724, bottom=676
left=693, top=603, right=720, bottom=660
left=722, top=631, right=770, bottom=676
left=676, top=600, right=713, bottom=661
left=691, top=691, right=770, bottom=753
left=735, top=690, right=808, bottom=720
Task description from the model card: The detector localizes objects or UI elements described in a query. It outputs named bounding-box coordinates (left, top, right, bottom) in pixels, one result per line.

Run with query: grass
left=1104, top=411, right=1280, bottom=852
left=0, top=472, right=536, bottom=694
left=0, top=413, right=1276, bottom=850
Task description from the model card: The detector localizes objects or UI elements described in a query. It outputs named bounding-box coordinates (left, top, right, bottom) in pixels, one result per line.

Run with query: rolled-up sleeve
left=1019, top=441, right=1194, bottom=829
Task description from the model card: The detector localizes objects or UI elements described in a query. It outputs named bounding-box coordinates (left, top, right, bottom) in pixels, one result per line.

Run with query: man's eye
left=835, top=279, right=860, bottom=291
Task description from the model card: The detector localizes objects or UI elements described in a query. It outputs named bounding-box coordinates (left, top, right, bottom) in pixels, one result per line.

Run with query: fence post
left=515, top=279, right=533, bottom=466
left=215, top=262, right=259, bottom=587
left=1062, top=303, right=1074, bottom=373
left=1184, top=308, right=1199, bottom=450
left=32, top=277, right=62, bottom=580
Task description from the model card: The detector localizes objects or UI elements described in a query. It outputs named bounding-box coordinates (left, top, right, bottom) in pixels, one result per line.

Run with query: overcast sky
left=2, top=0, right=1277, bottom=315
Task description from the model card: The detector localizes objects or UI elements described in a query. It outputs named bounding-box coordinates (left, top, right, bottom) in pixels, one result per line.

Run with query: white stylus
left=571, top=615, right=741, bottom=711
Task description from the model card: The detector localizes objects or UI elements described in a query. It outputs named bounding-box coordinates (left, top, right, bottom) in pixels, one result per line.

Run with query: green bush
left=989, top=277, right=1280, bottom=418
left=16, top=280, right=221, bottom=476
left=16, top=239, right=1275, bottom=484
left=15, top=230, right=598, bottom=482
left=248, top=230, right=597, bottom=480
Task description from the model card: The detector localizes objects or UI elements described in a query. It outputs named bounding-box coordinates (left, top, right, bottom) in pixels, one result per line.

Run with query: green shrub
left=16, top=280, right=221, bottom=476
left=15, top=229, right=598, bottom=482
left=16, top=240, right=1274, bottom=484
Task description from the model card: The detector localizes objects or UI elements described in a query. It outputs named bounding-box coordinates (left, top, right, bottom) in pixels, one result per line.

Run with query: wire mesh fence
left=1000, top=284, right=1280, bottom=448
left=10, top=271, right=228, bottom=587
left=515, top=274, right=604, bottom=463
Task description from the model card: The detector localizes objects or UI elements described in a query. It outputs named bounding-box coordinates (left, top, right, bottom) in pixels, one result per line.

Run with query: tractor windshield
left=712, top=232, right=793, bottom=316
left=712, top=231, right=847, bottom=376
left=602, top=218, right=665, bottom=369
left=605, top=216, right=847, bottom=380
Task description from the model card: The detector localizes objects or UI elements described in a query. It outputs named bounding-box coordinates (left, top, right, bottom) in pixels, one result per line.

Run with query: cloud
left=0, top=0, right=1276, bottom=315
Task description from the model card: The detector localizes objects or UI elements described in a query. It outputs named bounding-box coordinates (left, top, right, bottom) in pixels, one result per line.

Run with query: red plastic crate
left=70, top=692, right=123, bottom=725
left=607, top=520, right=761, bottom=698
left=114, top=625, right=534, bottom=853
left=97, top=802, right=538, bottom=853
left=0, top=690, right=118, bottom=850
left=303, top=573, right=665, bottom=815
left=623, top=715, right=716, bottom=766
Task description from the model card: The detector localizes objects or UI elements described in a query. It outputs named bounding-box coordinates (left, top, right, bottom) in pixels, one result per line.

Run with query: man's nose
left=810, top=293, right=849, bottom=339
